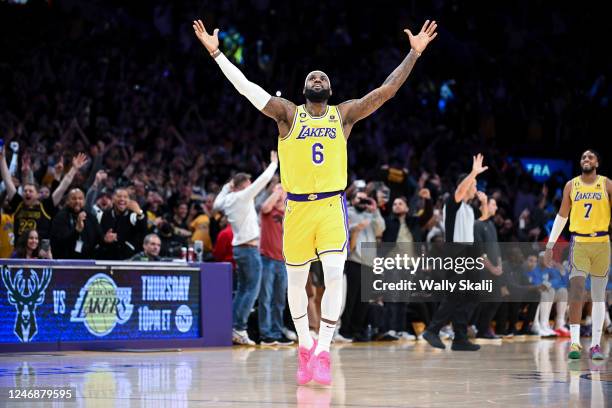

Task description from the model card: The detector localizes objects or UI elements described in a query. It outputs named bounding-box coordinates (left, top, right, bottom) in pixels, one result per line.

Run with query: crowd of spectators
left=1, top=1, right=611, bottom=343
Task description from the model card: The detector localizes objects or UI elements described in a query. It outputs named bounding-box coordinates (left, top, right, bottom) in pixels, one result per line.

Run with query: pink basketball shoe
left=308, top=351, right=332, bottom=385
left=296, top=340, right=317, bottom=385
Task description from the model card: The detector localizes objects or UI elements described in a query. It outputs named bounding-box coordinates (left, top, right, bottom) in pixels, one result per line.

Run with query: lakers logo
left=70, top=273, right=133, bottom=337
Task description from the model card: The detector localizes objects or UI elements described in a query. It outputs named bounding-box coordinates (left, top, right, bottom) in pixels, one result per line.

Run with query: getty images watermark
left=359, top=242, right=607, bottom=302
left=371, top=253, right=492, bottom=293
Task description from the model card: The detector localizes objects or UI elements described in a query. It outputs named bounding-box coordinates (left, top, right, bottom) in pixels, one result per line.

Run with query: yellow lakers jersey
left=569, top=175, right=611, bottom=235
left=278, top=105, right=347, bottom=194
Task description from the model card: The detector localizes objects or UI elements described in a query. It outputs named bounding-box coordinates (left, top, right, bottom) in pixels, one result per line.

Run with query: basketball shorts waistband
left=286, top=190, right=344, bottom=202
left=571, top=231, right=609, bottom=238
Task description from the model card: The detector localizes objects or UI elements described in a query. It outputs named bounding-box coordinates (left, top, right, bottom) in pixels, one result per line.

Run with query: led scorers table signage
left=0, top=260, right=232, bottom=351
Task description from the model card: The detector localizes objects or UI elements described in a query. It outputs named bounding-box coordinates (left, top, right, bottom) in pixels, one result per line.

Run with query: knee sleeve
left=320, top=253, right=346, bottom=321
left=286, top=263, right=310, bottom=317
left=591, top=276, right=609, bottom=303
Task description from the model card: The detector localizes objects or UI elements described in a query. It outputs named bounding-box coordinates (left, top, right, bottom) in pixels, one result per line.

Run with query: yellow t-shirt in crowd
left=0, top=213, right=15, bottom=258
left=190, top=214, right=212, bottom=252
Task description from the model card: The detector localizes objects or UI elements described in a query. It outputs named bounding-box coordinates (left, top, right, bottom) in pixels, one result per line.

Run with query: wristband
left=210, top=49, right=221, bottom=58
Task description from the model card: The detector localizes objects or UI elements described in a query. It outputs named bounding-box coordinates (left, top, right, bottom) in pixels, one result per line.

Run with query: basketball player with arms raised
left=545, top=150, right=610, bottom=360
left=194, top=18, right=438, bottom=384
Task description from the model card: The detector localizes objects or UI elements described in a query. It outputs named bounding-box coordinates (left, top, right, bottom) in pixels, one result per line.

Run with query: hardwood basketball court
left=0, top=338, right=609, bottom=407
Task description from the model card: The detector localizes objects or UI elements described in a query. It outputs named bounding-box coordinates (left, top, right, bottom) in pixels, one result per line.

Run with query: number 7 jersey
left=278, top=104, right=347, bottom=194
left=569, top=175, right=611, bottom=237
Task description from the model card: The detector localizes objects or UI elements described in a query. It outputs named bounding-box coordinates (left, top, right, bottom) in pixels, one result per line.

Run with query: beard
left=354, top=204, right=367, bottom=213
left=304, top=87, right=331, bottom=103
left=581, top=165, right=595, bottom=174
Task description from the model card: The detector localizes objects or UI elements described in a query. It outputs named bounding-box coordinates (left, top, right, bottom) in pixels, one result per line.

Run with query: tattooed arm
left=339, top=20, right=438, bottom=136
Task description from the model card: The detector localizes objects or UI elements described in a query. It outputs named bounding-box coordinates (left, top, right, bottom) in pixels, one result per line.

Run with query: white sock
left=570, top=324, right=580, bottom=344
left=591, top=302, right=605, bottom=348
left=287, top=263, right=313, bottom=349
left=591, top=276, right=608, bottom=348
left=315, top=322, right=336, bottom=355
left=314, top=253, right=346, bottom=355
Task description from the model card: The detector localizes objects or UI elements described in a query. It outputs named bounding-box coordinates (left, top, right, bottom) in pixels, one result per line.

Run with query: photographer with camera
left=338, top=181, right=386, bottom=341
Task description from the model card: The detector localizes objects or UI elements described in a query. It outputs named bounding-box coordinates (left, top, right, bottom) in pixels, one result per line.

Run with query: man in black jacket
left=98, top=188, right=147, bottom=260
left=382, top=188, right=433, bottom=244
left=50, top=188, right=102, bottom=259
left=380, top=189, right=433, bottom=338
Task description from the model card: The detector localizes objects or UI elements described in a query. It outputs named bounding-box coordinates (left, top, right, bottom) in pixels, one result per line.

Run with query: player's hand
left=471, top=153, right=488, bottom=176
left=404, top=20, right=438, bottom=54
left=193, top=19, right=220, bottom=54
left=273, top=183, right=283, bottom=194
left=270, top=150, right=278, bottom=164
left=544, top=248, right=554, bottom=266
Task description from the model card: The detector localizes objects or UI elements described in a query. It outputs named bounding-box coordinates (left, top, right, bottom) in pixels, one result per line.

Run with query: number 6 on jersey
left=312, top=143, right=324, bottom=165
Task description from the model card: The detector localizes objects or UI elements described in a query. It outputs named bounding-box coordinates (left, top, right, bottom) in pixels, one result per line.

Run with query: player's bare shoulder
left=262, top=97, right=297, bottom=124
left=262, top=97, right=297, bottom=138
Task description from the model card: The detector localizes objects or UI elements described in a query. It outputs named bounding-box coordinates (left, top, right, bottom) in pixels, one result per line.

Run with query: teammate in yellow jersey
left=193, top=17, right=438, bottom=384
left=545, top=150, right=611, bottom=360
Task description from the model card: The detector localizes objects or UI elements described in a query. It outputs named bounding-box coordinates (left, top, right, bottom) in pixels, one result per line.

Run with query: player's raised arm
left=192, top=19, right=294, bottom=125
left=338, top=20, right=438, bottom=130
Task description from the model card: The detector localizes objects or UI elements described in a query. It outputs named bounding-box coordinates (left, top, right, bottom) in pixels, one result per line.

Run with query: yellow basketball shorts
left=282, top=192, right=349, bottom=266
left=568, top=235, right=610, bottom=278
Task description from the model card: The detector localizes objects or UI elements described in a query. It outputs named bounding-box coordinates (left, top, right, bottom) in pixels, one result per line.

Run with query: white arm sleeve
left=546, top=214, right=568, bottom=249
left=214, top=53, right=271, bottom=110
